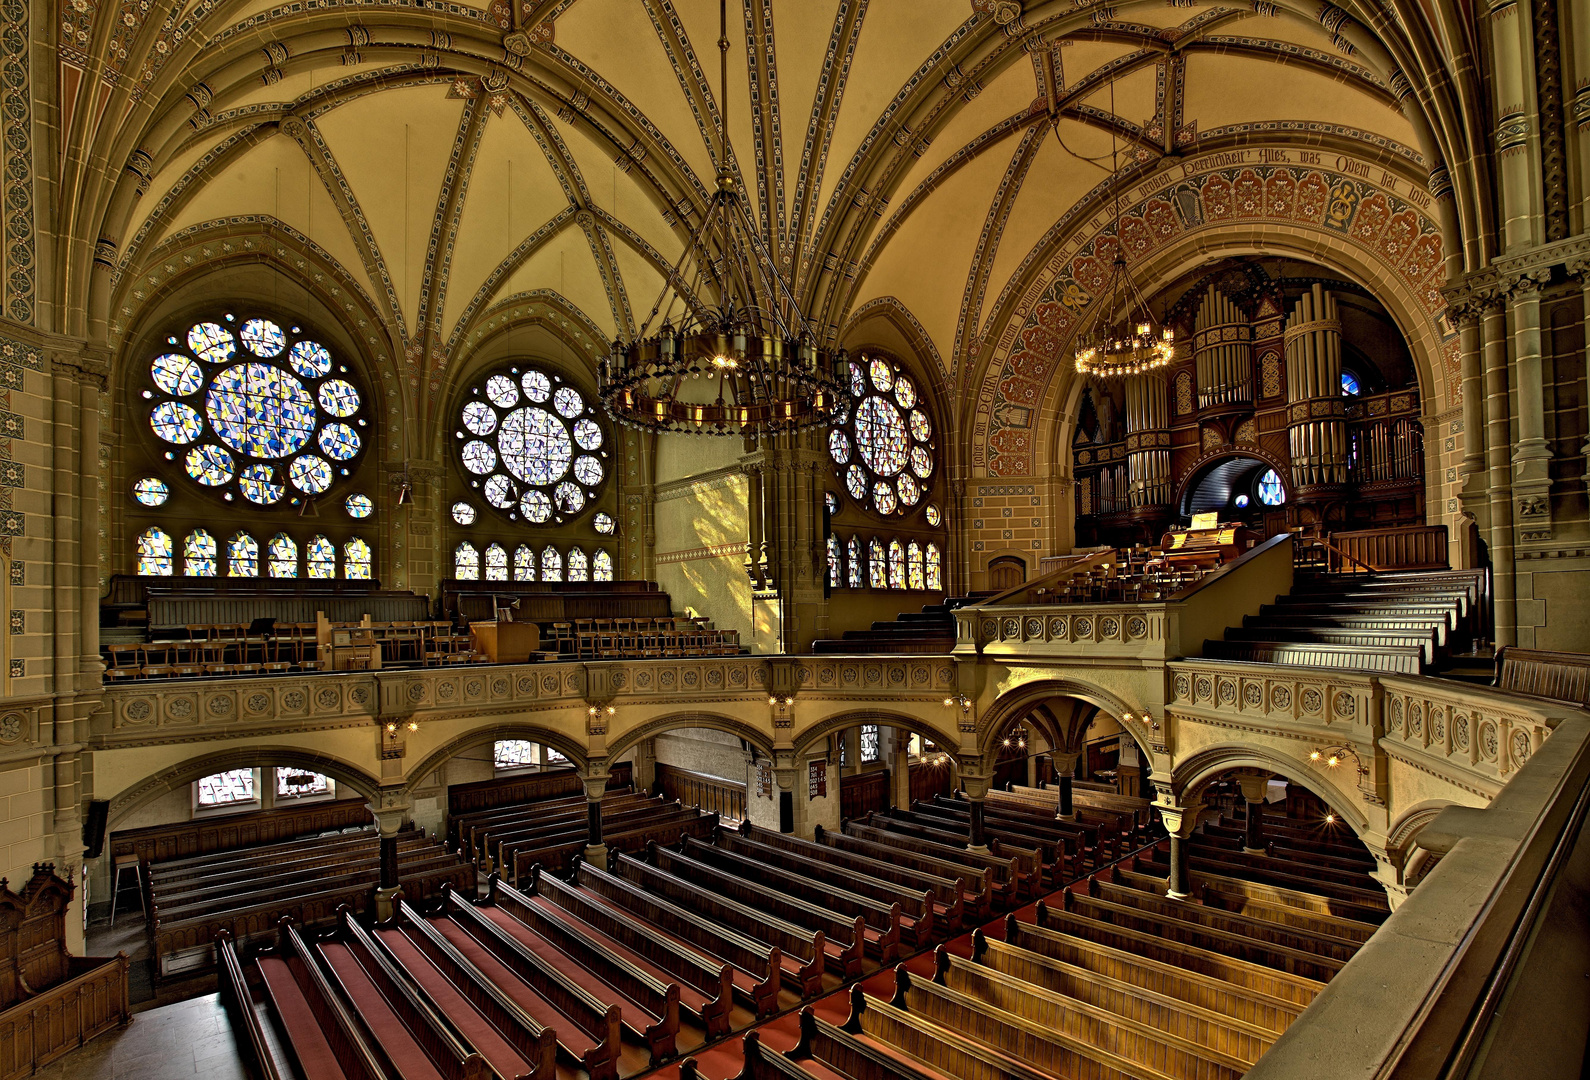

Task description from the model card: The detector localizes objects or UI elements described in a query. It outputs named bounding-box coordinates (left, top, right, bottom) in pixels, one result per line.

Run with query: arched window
left=907, top=541, right=924, bottom=590
left=541, top=546, right=562, bottom=582
left=454, top=366, right=608, bottom=525
left=455, top=542, right=480, bottom=580
left=868, top=538, right=886, bottom=588
left=925, top=543, right=942, bottom=591
left=307, top=535, right=335, bottom=579
left=184, top=530, right=216, bottom=576
left=861, top=724, right=880, bottom=763
left=513, top=545, right=535, bottom=582
left=1341, top=371, right=1361, bottom=396
left=344, top=538, right=371, bottom=579
left=826, top=536, right=840, bottom=587
left=494, top=740, right=537, bottom=770
left=267, top=533, right=298, bottom=578
left=568, top=547, right=589, bottom=582
left=847, top=537, right=862, bottom=587
left=484, top=543, right=508, bottom=581
left=137, top=528, right=173, bottom=576
left=888, top=539, right=906, bottom=589
left=227, top=532, right=258, bottom=577
left=1257, top=468, right=1286, bottom=506
left=830, top=354, right=935, bottom=517
left=593, top=549, right=614, bottom=582
left=195, top=769, right=257, bottom=810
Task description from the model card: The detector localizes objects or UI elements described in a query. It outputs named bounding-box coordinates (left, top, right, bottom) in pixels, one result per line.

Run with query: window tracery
left=344, top=538, right=372, bottom=579
left=568, top=547, right=589, bottom=582
left=455, top=542, right=480, bottom=580
left=514, top=545, right=535, bottom=582
left=829, top=353, right=935, bottom=518
left=137, top=528, right=173, bottom=576
left=267, top=533, right=297, bottom=578
left=541, top=547, right=562, bottom=582
left=307, top=536, right=335, bottom=579
left=484, top=543, right=509, bottom=581
left=184, top=530, right=216, bottom=576
left=593, top=549, right=614, bottom=582
left=228, top=533, right=258, bottom=577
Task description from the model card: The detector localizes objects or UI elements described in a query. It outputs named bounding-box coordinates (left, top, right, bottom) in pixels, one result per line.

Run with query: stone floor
left=33, top=993, right=249, bottom=1080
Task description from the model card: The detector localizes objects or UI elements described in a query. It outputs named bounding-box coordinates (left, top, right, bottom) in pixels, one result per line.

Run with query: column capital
left=1154, top=798, right=1205, bottom=839
left=1233, top=770, right=1273, bottom=804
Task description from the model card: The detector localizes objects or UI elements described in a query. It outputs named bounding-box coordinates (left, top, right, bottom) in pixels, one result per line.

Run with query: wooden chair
left=550, top=622, right=574, bottom=657
left=140, top=643, right=176, bottom=679
left=104, top=644, right=143, bottom=681
left=574, top=619, right=598, bottom=659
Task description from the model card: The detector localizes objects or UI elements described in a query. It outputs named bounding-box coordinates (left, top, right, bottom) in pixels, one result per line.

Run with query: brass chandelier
left=598, top=0, right=847, bottom=437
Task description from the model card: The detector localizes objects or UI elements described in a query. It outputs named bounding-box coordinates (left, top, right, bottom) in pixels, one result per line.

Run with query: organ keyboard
left=1153, top=523, right=1263, bottom=572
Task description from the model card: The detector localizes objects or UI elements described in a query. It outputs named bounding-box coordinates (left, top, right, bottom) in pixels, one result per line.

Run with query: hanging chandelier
left=598, top=0, right=847, bottom=437
left=1069, top=79, right=1175, bottom=380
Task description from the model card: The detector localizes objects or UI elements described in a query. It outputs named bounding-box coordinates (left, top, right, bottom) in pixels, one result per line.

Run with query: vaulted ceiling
left=63, top=0, right=1455, bottom=455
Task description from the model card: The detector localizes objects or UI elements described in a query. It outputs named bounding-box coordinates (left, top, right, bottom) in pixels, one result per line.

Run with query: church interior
left=2, top=0, right=1588, bottom=1076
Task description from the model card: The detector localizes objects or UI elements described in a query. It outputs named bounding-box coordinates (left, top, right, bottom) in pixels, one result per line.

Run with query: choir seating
left=811, top=600, right=958, bottom=655
left=1494, top=646, right=1590, bottom=707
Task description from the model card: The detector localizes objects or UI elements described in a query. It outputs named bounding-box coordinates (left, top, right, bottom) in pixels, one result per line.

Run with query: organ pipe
left=1283, top=284, right=1348, bottom=490
left=1125, top=373, right=1171, bottom=508
left=1193, top=287, right=1253, bottom=411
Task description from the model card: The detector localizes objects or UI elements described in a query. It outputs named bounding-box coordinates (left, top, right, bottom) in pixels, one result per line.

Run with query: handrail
left=1295, top=534, right=1378, bottom=575
left=975, top=549, right=1114, bottom=607
left=1168, top=531, right=1294, bottom=601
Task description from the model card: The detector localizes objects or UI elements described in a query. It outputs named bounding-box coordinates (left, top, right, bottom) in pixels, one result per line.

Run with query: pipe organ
left=1283, top=285, right=1349, bottom=491
left=1194, top=288, right=1253, bottom=411
left=1125, top=374, right=1171, bottom=509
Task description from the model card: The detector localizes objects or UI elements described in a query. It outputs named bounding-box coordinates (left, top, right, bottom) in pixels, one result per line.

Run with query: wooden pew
left=509, top=809, right=719, bottom=883
left=317, top=908, right=491, bottom=1080
left=447, top=762, right=633, bottom=822
left=677, top=834, right=906, bottom=963
left=254, top=919, right=393, bottom=1080
left=456, top=790, right=644, bottom=862
left=680, top=1029, right=824, bottom=1080
left=1163, top=862, right=1389, bottom=925
left=790, top=997, right=1033, bottom=1080
left=216, top=931, right=292, bottom=1080
left=151, top=834, right=439, bottom=911
left=1112, top=865, right=1378, bottom=945
left=489, top=797, right=679, bottom=873
left=575, top=858, right=782, bottom=1018
left=611, top=852, right=828, bottom=997
left=524, top=867, right=733, bottom=1038
left=812, top=824, right=991, bottom=919
left=649, top=841, right=869, bottom=977
left=726, top=823, right=951, bottom=941
left=846, top=815, right=1037, bottom=904
left=895, top=963, right=1248, bottom=1080
left=475, top=876, right=681, bottom=1063
left=1495, top=646, right=1590, bottom=706
left=435, top=887, right=623, bottom=1080
left=1179, top=845, right=1386, bottom=905
left=112, top=799, right=374, bottom=866
left=914, top=797, right=1089, bottom=877
left=379, top=902, right=558, bottom=1080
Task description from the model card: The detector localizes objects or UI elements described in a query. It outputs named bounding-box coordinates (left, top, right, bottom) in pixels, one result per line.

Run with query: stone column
left=581, top=768, right=609, bottom=865
left=1486, top=0, right=1544, bottom=251
left=1052, top=752, right=1079, bottom=821
left=1236, top=772, right=1272, bottom=855
left=890, top=739, right=912, bottom=811
left=1509, top=279, right=1553, bottom=541
left=1482, top=305, right=1517, bottom=646
left=368, top=798, right=411, bottom=921
left=1157, top=799, right=1205, bottom=900
left=961, top=770, right=991, bottom=855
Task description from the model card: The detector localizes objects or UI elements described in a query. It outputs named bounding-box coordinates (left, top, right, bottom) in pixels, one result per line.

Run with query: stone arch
left=404, top=722, right=591, bottom=787
left=1171, top=445, right=1296, bottom=515
left=604, top=712, right=777, bottom=766
left=791, top=708, right=961, bottom=760
left=976, top=677, right=1156, bottom=765
left=104, top=746, right=383, bottom=833
left=1172, top=744, right=1371, bottom=832
left=1385, top=799, right=1456, bottom=880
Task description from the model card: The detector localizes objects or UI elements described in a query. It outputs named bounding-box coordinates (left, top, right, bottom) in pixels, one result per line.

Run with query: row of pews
left=678, top=798, right=1387, bottom=1080
left=149, top=826, right=472, bottom=978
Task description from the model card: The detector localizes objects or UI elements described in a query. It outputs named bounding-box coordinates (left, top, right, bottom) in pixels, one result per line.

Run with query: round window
left=830, top=355, right=934, bottom=517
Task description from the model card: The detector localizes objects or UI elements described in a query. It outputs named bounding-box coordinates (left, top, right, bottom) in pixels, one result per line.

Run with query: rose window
left=455, top=365, right=607, bottom=524
left=829, top=355, right=934, bottom=516
left=143, top=314, right=366, bottom=506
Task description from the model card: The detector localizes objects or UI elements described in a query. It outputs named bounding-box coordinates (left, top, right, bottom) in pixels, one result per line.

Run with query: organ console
left=1152, top=521, right=1264, bottom=573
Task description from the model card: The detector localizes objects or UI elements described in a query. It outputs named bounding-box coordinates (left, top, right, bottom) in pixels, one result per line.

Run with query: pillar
left=368, top=799, right=411, bottom=922
left=1482, top=305, right=1517, bottom=646
left=1157, top=799, right=1204, bottom=900
left=581, top=769, right=609, bottom=865
left=890, top=739, right=912, bottom=811
left=1052, top=752, right=1079, bottom=821
left=1236, top=772, right=1273, bottom=856
left=961, top=771, right=992, bottom=855
left=1510, top=280, right=1552, bottom=544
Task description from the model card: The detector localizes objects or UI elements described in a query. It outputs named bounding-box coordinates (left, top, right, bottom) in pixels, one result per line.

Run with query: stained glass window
left=456, top=366, right=607, bottom=525
left=452, top=502, right=477, bottom=525
left=926, top=543, right=942, bottom=591
left=455, top=542, right=480, bottom=580
left=833, top=354, right=935, bottom=517
left=593, top=549, right=614, bottom=582
left=184, top=530, right=217, bottom=576
left=133, top=478, right=169, bottom=506
left=345, top=493, right=373, bottom=518
left=267, top=533, right=297, bottom=578
left=307, top=535, right=336, bottom=579
left=861, top=724, right=880, bottom=763
left=137, top=528, right=173, bottom=576
left=345, top=538, right=372, bottom=580
left=484, top=543, right=509, bottom=581
left=925, top=504, right=942, bottom=527
left=1257, top=468, right=1286, bottom=506
left=276, top=770, right=333, bottom=800
left=514, top=545, right=536, bottom=581
left=227, top=533, right=258, bottom=577
left=143, top=315, right=366, bottom=513
left=568, top=547, right=589, bottom=582
left=1341, top=371, right=1361, bottom=396
left=195, top=768, right=256, bottom=808
left=494, top=739, right=537, bottom=770
left=847, top=537, right=862, bottom=587
left=541, top=546, right=563, bottom=582
left=888, top=539, right=906, bottom=589
left=827, top=536, right=840, bottom=587
left=868, top=538, right=886, bottom=588
left=594, top=512, right=615, bottom=535
left=907, top=541, right=925, bottom=590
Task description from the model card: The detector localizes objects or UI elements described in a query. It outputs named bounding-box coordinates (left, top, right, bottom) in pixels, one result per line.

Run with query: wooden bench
left=846, top=815, right=1038, bottom=904
left=447, top=762, right=632, bottom=823
left=507, top=807, right=718, bottom=882
left=812, top=824, right=990, bottom=919
left=1496, top=646, right=1590, bottom=706
left=111, top=799, right=373, bottom=866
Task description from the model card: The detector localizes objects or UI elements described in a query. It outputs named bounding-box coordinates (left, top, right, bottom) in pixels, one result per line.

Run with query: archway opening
left=1178, top=453, right=1286, bottom=528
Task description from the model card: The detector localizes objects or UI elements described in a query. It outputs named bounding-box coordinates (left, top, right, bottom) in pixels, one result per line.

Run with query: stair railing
left=1296, top=535, right=1378, bottom=576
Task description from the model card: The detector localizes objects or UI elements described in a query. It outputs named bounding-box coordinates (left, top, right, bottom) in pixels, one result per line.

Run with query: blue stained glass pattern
left=462, top=402, right=497, bottom=436
left=573, top=419, right=602, bottom=450
left=318, top=379, right=360, bottom=417
left=241, top=318, right=287, bottom=357
left=452, top=502, right=477, bottom=525
left=184, top=530, right=217, bottom=576
left=593, top=549, right=614, bottom=582
left=484, top=476, right=515, bottom=508
left=1341, top=371, right=1361, bottom=396
left=574, top=456, right=603, bottom=486
left=345, top=493, right=373, bottom=518
left=267, top=534, right=297, bottom=578
left=855, top=398, right=908, bottom=474
left=554, top=482, right=584, bottom=515
left=833, top=353, right=936, bottom=518
left=553, top=386, right=584, bottom=418
left=307, top=535, right=335, bottom=579
left=568, top=547, right=589, bottom=582
left=520, top=490, right=552, bottom=523
left=829, top=429, right=851, bottom=465
left=227, top=533, right=258, bottom=576
left=594, top=512, right=615, bottom=535
left=287, top=341, right=332, bottom=378
left=187, top=322, right=235, bottom=363
left=185, top=444, right=234, bottom=486
left=454, top=542, right=480, bottom=580
left=152, top=401, right=204, bottom=444
left=206, top=363, right=316, bottom=458
left=133, top=478, right=169, bottom=506
left=514, top=545, right=535, bottom=581
left=540, top=546, right=562, bottom=582
left=521, top=371, right=552, bottom=402
left=238, top=463, right=284, bottom=505
left=486, top=375, right=519, bottom=408
left=1257, top=468, right=1286, bottom=506
left=318, top=422, right=360, bottom=461
left=137, top=528, right=173, bottom=576
left=152, top=354, right=204, bottom=396
left=499, top=408, right=571, bottom=484
left=289, top=455, right=333, bottom=494
left=345, top=538, right=372, bottom=580
left=461, top=440, right=497, bottom=475
left=484, top=543, right=509, bottom=581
